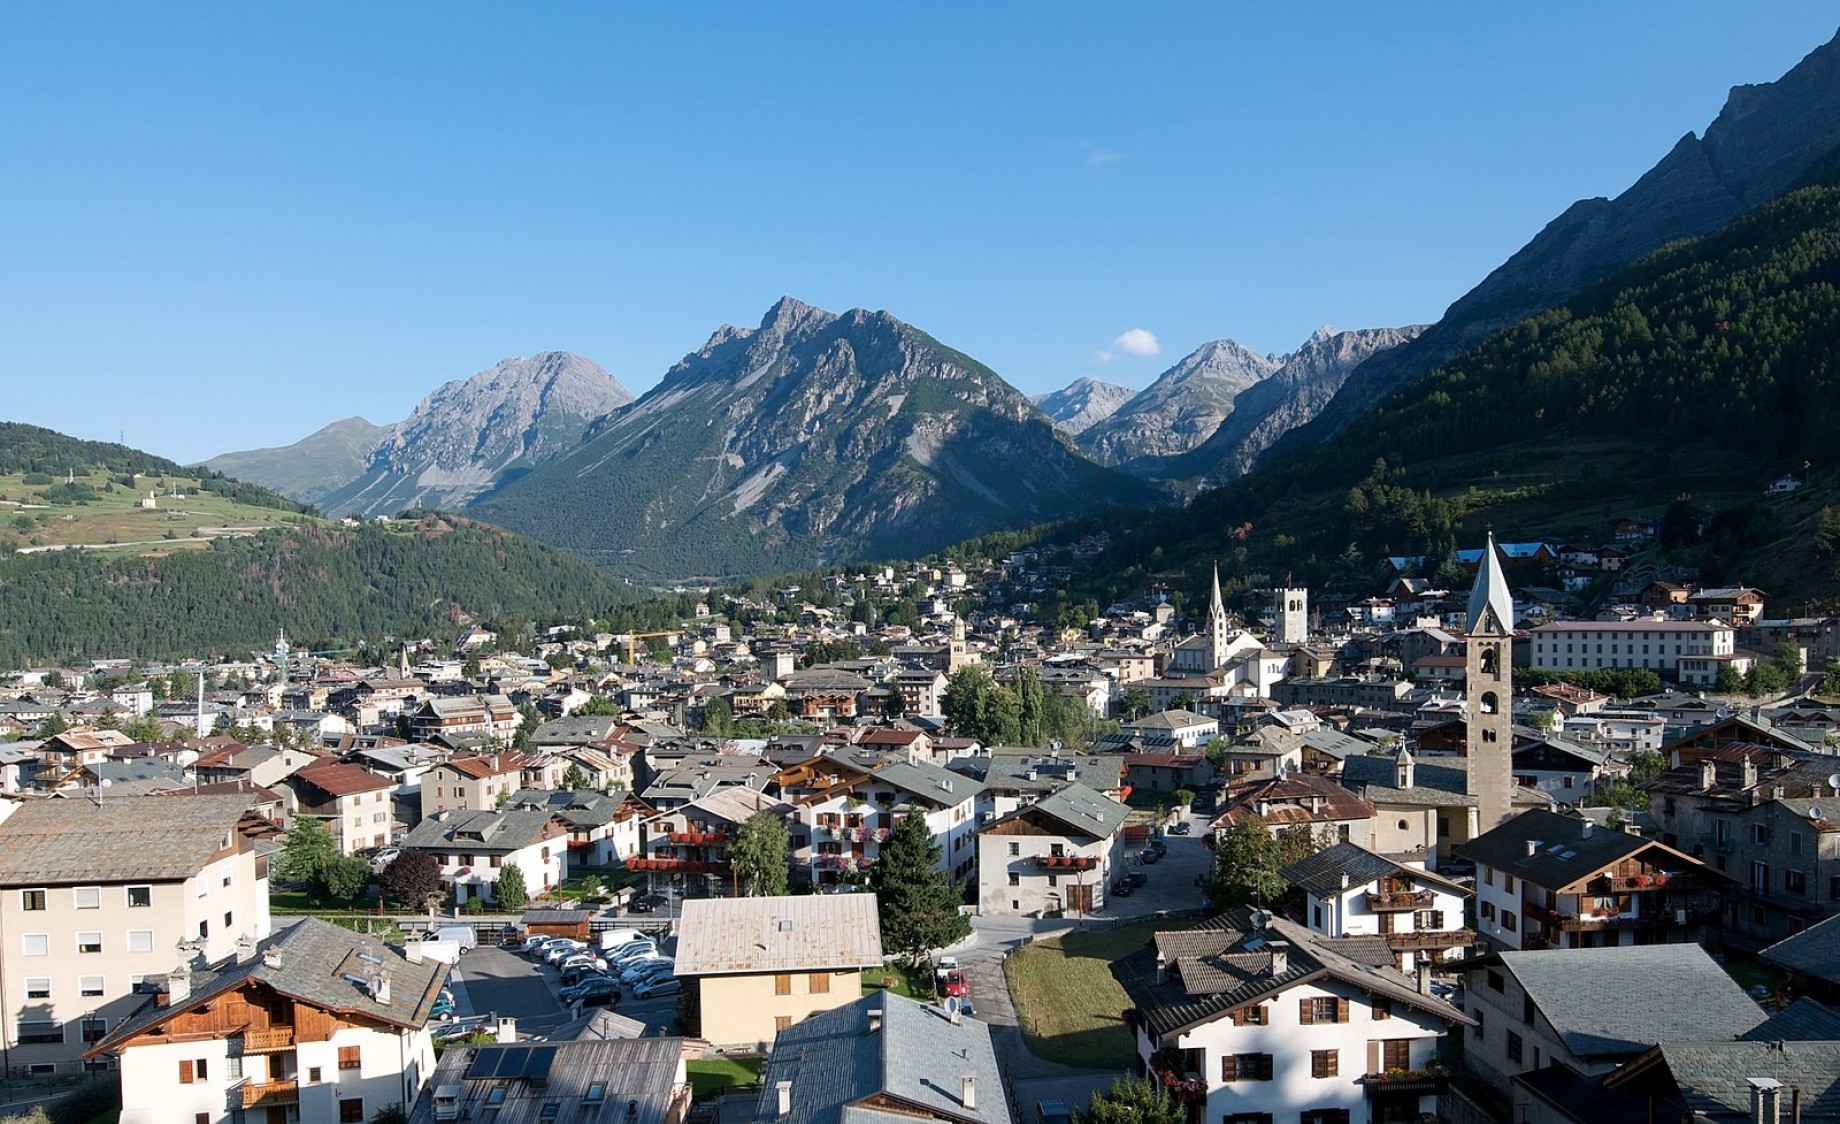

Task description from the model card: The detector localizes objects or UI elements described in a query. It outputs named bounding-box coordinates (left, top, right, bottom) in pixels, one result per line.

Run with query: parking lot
left=449, top=936, right=681, bottom=1040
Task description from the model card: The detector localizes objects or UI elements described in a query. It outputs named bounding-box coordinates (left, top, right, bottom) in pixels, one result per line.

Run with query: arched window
left=1481, top=647, right=1500, bottom=677
left=1480, top=692, right=1499, bottom=715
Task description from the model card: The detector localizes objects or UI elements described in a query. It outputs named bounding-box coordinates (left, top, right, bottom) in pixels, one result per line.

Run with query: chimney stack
left=1700, top=760, right=1718, bottom=791
left=775, top=1081, right=793, bottom=1118
left=495, top=1016, right=517, bottom=1043
left=960, top=1076, right=976, bottom=1111
left=166, top=965, right=191, bottom=1006
left=1748, top=1077, right=1783, bottom=1124
left=1155, top=951, right=1168, bottom=985
left=1526, top=839, right=1539, bottom=857
left=1581, top=820, right=1593, bottom=839
left=1417, top=961, right=1434, bottom=996
left=868, top=1008, right=883, bottom=1034
left=1268, top=941, right=1289, bottom=977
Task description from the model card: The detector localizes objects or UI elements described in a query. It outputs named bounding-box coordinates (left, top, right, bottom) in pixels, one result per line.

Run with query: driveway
left=450, top=945, right=570, bottom=1037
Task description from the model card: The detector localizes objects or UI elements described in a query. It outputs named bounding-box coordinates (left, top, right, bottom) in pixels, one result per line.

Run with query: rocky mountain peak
left=1075, top=338, right=1279, bottom=465
left=1032, top=377, right=1137, bottom=435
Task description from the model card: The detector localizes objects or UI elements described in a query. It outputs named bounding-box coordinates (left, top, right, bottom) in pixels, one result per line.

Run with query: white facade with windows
left=1528, top=620, right=1734, bottom=680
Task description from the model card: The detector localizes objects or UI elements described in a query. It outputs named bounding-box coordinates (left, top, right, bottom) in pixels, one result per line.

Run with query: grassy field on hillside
left=0, top=470, right=314, bottom=554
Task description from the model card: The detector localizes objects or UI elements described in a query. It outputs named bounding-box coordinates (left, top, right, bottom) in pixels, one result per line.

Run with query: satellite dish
left=1827, top=773, right=1840, bottom=793
left=1813, top=807, right=1825, bottom=820
left=98, top=778, right=111, bottom=789
left=1717, top=708, right=1730, bottom=720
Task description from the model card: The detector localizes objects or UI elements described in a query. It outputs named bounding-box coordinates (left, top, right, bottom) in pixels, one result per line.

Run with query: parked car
left=544, top=940, right=590, bottom=964
left=598, top=928, right=646, bottom=951
left=1138, top=848, right=1161, bottom=864
left=621, top=958, right=674, bottom=985
left=628, top=893, right=668, bottom=914
left=1126, top=870, right=1148, bottom=888
left=430, top=989, right=456, bottom=1020
left=1147, top=838, right=1168, bottom=856
left=935, top=969, right=968, bottom=999
left=560, top=977, right=621, bottom=1005
left=1110, top=880, right=1133, bottom=897
left=522, top=934, right=559, bottom=954
left=633, top=977, right=682, bottom=1000
left=560, top=952, right=608, bottom=973
left=607, top=941, right=658, bottom=966
left=1170, top=821, right=1192, bottom=835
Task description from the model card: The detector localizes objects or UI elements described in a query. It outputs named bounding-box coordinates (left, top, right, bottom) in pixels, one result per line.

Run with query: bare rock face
left=1032, top=378, right=1137, bottom=435
left=1292, top=28, right=1840, bottom=454
left=320, top=352, right=633, bottom=517
left=1076, top=340, right=1278, bottom=465
left=470, top=297, right=1158, bottom=582
left=1186, top=324, right=1425, bottom=482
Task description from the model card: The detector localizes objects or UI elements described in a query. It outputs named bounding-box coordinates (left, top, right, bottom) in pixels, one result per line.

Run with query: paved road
left=949, top=815, right=1216, bottom=1106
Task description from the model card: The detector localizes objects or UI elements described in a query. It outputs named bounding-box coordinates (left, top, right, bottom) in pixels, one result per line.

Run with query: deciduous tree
left=729, top=811, right=791, bottom=897
left=1077, top=1077, right=1185, bottom=1124
left=1206, top=818, right=1285, bottom=910
left=379, top=849, right=443, bottom=907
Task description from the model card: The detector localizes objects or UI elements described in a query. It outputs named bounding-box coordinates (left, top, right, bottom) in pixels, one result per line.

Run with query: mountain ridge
left=1032, top=377, right=1136, bottom=435
left=1076, top=339, right=1279, bottom=466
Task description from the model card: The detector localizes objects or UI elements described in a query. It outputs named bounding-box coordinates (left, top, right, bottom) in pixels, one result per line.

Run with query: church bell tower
left=1465, top=534, right=1515, bottom=833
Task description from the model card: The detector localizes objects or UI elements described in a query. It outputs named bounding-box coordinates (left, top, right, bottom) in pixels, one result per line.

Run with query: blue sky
left=3, top=4, right=1837, bottom=464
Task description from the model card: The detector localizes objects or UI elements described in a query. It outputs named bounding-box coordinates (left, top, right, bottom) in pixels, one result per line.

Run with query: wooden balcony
left=1384, top=928, right=1475, bottom=951
left=1362, top=1069, right=1447, bottom=1097
left=241, top=1026, right=295, bottom=1052
left=242, top=1081, right=300, bottom=1108
left=1365, top=889, right=1434, bottom=912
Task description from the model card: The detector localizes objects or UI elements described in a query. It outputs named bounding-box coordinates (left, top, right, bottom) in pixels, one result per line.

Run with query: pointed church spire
left=1465, top=533, right=1514, bottom=636
left=1209, top=563, right=1230, bottom=667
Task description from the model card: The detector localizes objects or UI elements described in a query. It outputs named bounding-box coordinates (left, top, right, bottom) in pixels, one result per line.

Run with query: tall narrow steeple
left=1465, top=533, right=1515, bottom=833
left=1209, top=564, right=1230, bottom=668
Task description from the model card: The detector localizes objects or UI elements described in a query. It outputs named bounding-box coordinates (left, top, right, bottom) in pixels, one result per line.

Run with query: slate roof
left=992, top=781, right=1129, bottom=841
left=1641, top=1042, right=1840, bottom=1120
left=1280, top=841, right=1467, bottom=898
left=1347, top=752, right=1555, bottom=810
left=408, top=1036, right=687, bottom=1124
left=528, top=715, right=622, bottom=745
left=93, top=917, right=445, bottom=1055
left=0, top=793, right=260, bottom=884
left=1740, top=997, right=1840, bottom=1043
left=1215, top=771, right=1376, bottom=831
left=674, top=893, right=883, bottom=976
left=1484, top=945, right=1765, bottom=1059
left=547, top=1006, right=648, bottom=1041
left=872, top=757, right=983, bottom=808
left=400, top=808, right=560, bottom=853
left=1121, top=907, right=1470, bottom=1042
left=503, top=788, right=624, bottom=828
left=1761, top=912, right=1840, bottom=986
left=756, top=992, right=1012, bottom=1124
left=1455, top=808, right=1708, bottom=891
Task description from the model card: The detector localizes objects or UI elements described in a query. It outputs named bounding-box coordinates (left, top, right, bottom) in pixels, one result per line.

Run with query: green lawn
left=863, top=963, right=934, bottom=1000
left=1005, top=922, right=1154, bottom=1070
left=1721, top=950, right=1787, bottom=997
left=686, top=1057, right=764, bottom=1100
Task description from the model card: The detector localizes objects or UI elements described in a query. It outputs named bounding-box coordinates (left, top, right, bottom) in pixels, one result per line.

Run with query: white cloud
left=1087, top=148, right=1124, bottom=167
left=1112, top=328, right=1160, bottom=357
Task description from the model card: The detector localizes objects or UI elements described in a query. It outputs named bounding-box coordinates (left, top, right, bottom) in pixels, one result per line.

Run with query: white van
left=433, top=924, right=478, bottom=953
left=598, top=928, right=646, bottom=951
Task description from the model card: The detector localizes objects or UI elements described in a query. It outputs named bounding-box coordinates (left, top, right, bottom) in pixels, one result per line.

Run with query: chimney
left=1526, top=839, right=1539, bottom=857
left=1748, top=1077, right=1783, bottom=1124
left=960, top=1075, right=976, bottom=1111
left=1416, top=961, right=1433, bottom=996
left=1741, top=758, right=1759, bottom=790
left=1268, top=941, right=1289, bottom=977
left=868, top=1008, right=883, bottom=1034
left=262, top=947, right=281, bottom=969
left=166, top=965, right=191, bottom=1006
left=1340, top=872, right=1350, bottom=892
left=775, top=1081, right=793, bottom=1118
left=1581, top=820, right=1593, bottom=839
left=495, top=1016, right=517, bottom=1043
left=1155, top=950, right=1168, bottom=984
left=1700, top=760, right=1718, bottom=791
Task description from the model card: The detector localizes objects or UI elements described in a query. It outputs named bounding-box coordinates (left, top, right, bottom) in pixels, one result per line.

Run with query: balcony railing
left=242, top=1081, right=300, bottom=1108
left=1366, top=889, right=1434, bottom=912
left=1034, top=855, right=1099, bottom=870
left=1362, top=1068, right=1447, bottom=1097
left=1595, top=873, right=1674, bottom=892
left=240, top=1027, right=294, bottom=1052
left=1147, top=1052, right=1207, bottom=1106
left=667, top=831, right=728, bottom=845
left=1384, top=928, right=1475, bottom=951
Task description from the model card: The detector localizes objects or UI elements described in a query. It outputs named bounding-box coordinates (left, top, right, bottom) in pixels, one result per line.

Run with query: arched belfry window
left=1480, top=691, right=1499, bottom=715
left=1481, top=647, right=1500, bottom=677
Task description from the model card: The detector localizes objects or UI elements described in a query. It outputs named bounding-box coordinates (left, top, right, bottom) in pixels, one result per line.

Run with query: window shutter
left=179, top=1059, right=194, bottom=1084
left=1299, top=998, right=1314, bottom=1025
left=1336, top=998, right=1350, bottom=1023
left=1367, top=1040, right=1380, bottom=1075
left=1231, top=1008, right=1247, bottom=1026
left=1220, top=1054, right=1237, bottom=1082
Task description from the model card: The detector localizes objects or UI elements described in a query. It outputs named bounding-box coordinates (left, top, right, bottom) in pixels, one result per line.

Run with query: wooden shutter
left=1219, top=1054, right=1237, bottom=1082
left=1299, top=998, right=1314, bottom=1025
left=1336, top=998, right=1350, bottom=1023
left=179, top=1059, right=194, bottom=1084
left=1367, top=1040, right=1380, bottom=1076
left=775, top=974, right=792, bottom=995
left=809, top=972, right=830, bottom=994
left=1231, top=1007, right=1248, bottom=1026
left=1373, top=998, right=1391, bottom=1020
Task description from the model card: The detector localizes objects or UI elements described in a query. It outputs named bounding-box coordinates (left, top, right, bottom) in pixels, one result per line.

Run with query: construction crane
left=621, top=631, right=679, bottom=666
